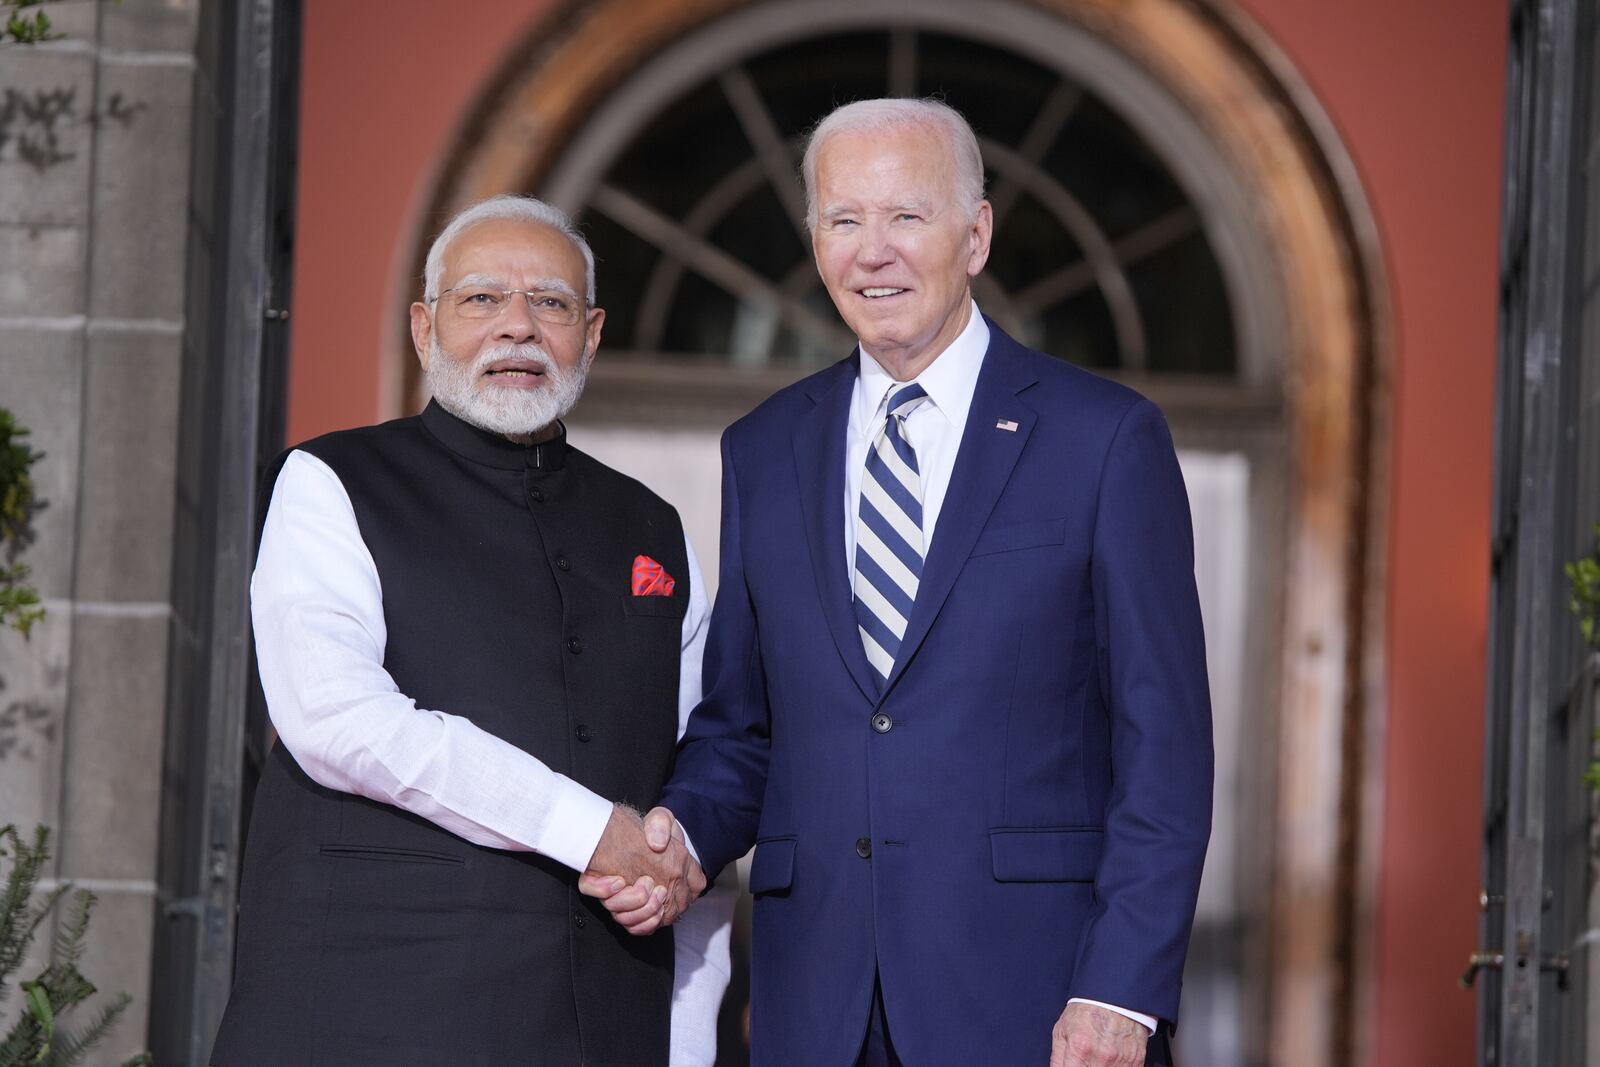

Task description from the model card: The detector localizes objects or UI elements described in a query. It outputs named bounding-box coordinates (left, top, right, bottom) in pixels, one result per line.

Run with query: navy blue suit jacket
left=661, top=323, right=1213, bottom=1065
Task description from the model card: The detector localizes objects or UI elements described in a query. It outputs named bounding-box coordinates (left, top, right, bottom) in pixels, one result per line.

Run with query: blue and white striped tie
left=854, top=383, right=930, bottom=690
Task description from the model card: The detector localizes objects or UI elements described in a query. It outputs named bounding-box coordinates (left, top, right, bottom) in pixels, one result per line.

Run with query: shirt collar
left=420, top=399, right=569, bottom=471
left=855, top=301, right=990, bottom=431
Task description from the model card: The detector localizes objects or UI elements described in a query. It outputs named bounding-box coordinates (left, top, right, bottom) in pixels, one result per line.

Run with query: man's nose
left=855, top=221, right=895, bottom=268
left=495, top=291, right=543, bottom=344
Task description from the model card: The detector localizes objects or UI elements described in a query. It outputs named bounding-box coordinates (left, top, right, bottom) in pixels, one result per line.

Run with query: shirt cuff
left=1067, top=998, right=1157, bottom=1035
left=678, top=824, right=702, bottom=867
left=536, top=777, right=615, bottom=872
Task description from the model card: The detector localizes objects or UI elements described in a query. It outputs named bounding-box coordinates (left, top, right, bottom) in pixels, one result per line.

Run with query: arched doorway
left=411, top=2, right=1390, bottom=1062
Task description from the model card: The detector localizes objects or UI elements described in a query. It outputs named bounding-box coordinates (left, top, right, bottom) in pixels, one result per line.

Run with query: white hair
left=425, top=334, right=594, bottom=437
left=423, top=194, right=596, bottom=305
left=801, top=98, right=986, bottom=232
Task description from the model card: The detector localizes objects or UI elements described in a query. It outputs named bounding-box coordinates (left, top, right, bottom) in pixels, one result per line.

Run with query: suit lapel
left=882, top=326, right=1038, bottom=698
left=793, top=355, right=880, bottom=703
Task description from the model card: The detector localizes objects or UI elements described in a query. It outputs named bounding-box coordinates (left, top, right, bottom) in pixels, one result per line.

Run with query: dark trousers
left=854, top=974, right=902, bottom=1067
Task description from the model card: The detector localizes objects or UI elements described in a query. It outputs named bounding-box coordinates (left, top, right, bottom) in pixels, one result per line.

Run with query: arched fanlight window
left=512, top=1, right=1290, bottom=430
left=418, top=3, right=1389, bottom=1064
left=553, top=28, right=1236, bottom=380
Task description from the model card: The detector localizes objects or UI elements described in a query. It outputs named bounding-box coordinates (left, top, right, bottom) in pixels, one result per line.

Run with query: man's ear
left=583, top=306, right=606, bottom=367
left=967, top=199, right=994, bottom=278
left=410, top=302, right=433, bottom=370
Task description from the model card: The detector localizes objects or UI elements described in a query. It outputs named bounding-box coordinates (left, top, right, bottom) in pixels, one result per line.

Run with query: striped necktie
left=854, top=382, right=930, bottom=691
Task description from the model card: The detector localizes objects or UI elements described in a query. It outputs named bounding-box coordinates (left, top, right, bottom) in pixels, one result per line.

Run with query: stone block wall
left=0, top=2, right=198, bottom=1062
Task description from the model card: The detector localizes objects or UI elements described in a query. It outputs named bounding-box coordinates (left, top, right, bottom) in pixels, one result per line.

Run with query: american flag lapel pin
left=996, top=418, right=1019, bottom=432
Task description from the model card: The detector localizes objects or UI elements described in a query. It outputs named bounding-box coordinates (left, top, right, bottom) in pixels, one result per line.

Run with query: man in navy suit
left=585, top=98, right=1212, bottom=1066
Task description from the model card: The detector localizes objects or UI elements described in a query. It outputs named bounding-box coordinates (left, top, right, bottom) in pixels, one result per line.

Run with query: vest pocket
left=623, top=594, right=687, bottom=619
left=988, top=827, right=1104, bottom=882
left=747, top=836, right=797, bottom=895
left=319, top=843, right=464, bottom=867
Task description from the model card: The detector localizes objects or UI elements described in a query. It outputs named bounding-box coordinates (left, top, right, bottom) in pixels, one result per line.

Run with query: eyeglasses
left=431, top=285, right=586, bottom=325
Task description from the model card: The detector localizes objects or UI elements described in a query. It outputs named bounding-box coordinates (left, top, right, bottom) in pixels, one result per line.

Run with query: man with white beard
left=210, top=196, right=732, bottom=1067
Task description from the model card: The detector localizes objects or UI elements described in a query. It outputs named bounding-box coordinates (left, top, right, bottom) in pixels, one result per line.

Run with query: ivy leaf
left=1565, top=526, right=1600, bottom=650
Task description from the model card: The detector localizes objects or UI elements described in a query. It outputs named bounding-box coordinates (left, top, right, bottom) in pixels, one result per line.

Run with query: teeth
left=862, top=288, right=905, bottom=298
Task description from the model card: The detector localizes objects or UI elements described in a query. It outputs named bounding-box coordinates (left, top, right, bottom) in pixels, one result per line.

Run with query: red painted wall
left=1228, top=1, right=1506, bottom=1063
left=289, top=3, right=1509, bottom=1063
left=286, top=0, right=559, bottom=443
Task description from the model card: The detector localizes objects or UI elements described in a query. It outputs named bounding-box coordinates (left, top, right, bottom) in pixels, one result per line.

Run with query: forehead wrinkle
left=448, top=272, right=507, bottom=290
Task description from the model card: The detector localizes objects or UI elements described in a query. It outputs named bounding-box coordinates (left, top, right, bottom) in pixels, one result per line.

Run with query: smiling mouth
left=484, top=366, right=545, bottom=379
left=859, top=287, right=908, bottom=299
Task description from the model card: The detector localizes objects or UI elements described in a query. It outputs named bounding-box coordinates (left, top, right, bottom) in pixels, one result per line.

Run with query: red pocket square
left=631, top=554, right=676, bottom=597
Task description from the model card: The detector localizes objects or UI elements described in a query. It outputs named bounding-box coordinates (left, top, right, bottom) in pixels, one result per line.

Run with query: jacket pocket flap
left=970, top=519, right=1067, bottom=557
left=989, top=827, right=1104, bottom=882
left=747, top=837, right=797, bottom=894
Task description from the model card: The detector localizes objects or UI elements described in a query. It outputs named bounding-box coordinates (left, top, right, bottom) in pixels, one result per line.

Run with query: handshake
left=578, top=803, right=706, bottom=935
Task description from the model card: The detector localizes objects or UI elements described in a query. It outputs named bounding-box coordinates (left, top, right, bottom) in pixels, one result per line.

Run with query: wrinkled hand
left=577, top=805, right=704, bottom=935
left=1050, top=1002, right=1148, bottom=1067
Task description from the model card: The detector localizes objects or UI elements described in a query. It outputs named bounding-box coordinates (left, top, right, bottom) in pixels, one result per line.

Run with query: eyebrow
left=447, top=274, right=580, bottom=299
left=819, top=199, right=935, bottom=220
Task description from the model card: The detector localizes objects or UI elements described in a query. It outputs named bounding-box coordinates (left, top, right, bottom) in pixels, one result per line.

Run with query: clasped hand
left=578, top=804, right=704, bottom=935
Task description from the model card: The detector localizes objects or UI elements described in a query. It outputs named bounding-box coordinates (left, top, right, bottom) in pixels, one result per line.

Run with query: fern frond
left=0, top=825, right=146, bottom=1066
left=0, top=1012, right=48, bottom=1062
left=0, top=824, right=55, bottom=1001
left=40, top=992, right=130, bottom=1067
left=49, top=891, right=95, bottom=973
left=1, top=880, right=74, bottom=1006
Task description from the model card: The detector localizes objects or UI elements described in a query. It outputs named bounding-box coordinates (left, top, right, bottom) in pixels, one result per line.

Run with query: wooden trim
left=406, top=3, right=1392, bottom=1061
left=1072, top=4, right=1390, bottom=1063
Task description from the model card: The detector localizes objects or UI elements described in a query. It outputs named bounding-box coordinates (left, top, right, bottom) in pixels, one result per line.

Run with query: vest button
left=574, top=723, right=592, bottom=743
left=528, top=487, right=545, bottom=502
left=567, top=636, right=583, bottom=654
left=573, top=913, right=587, bottom=929
left=871, top=713, right=893, bottom=734
left=555, top=555, right=570, bottom=571
left=855, top=837, right=872, bottom=859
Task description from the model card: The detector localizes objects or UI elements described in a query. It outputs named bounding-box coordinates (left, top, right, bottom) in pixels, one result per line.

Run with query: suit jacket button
left=573, top=913, right=587, bottom=929
left=555, top=555, right=570, bottom=571
left=574, top=724, right=591, bottom=743
left=871, top=713, right=893, bottom=734
left=567, top=636, right=583, bottom=654
left=855, top=837, right=872, bottom=859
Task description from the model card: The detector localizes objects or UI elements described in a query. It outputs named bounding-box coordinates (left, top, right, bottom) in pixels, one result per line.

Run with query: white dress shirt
left=847, top=302, right=1158, bottom=1037
left=253, top=448, right=733, bottom=1066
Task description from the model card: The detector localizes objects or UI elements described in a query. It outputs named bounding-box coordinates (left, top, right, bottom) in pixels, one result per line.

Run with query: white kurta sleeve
left=668, top=537, right=736, bottom=1065
left=251, top=449, right=614, bottom=871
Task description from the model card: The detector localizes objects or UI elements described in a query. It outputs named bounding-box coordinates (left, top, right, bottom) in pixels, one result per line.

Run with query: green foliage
left=1, top=0, right=58, bottom=46
left=0, top=410, right=43, bottom=637
left=1573, top=526, right=1600, bottom=793
left=0, top=826, right=149, bottom=1067
left=1585, top=729, right=1600, bottom=794
left=1570, top=525, right=1600, bottom=649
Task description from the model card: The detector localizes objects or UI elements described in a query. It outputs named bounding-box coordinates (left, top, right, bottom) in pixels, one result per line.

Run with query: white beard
left=424, top=335, right=592, bottom=437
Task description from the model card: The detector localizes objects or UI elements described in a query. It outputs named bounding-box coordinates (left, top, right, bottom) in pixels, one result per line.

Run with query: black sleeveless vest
left=213, top=402, right=687, bottom=1067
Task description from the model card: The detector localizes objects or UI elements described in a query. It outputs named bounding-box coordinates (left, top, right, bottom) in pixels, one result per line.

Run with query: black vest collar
left=420, top=399, right=569, bottom=471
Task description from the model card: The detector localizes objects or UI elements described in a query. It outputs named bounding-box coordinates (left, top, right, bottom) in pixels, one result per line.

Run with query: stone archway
left=409, top=2, right=1391, bottom=1062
